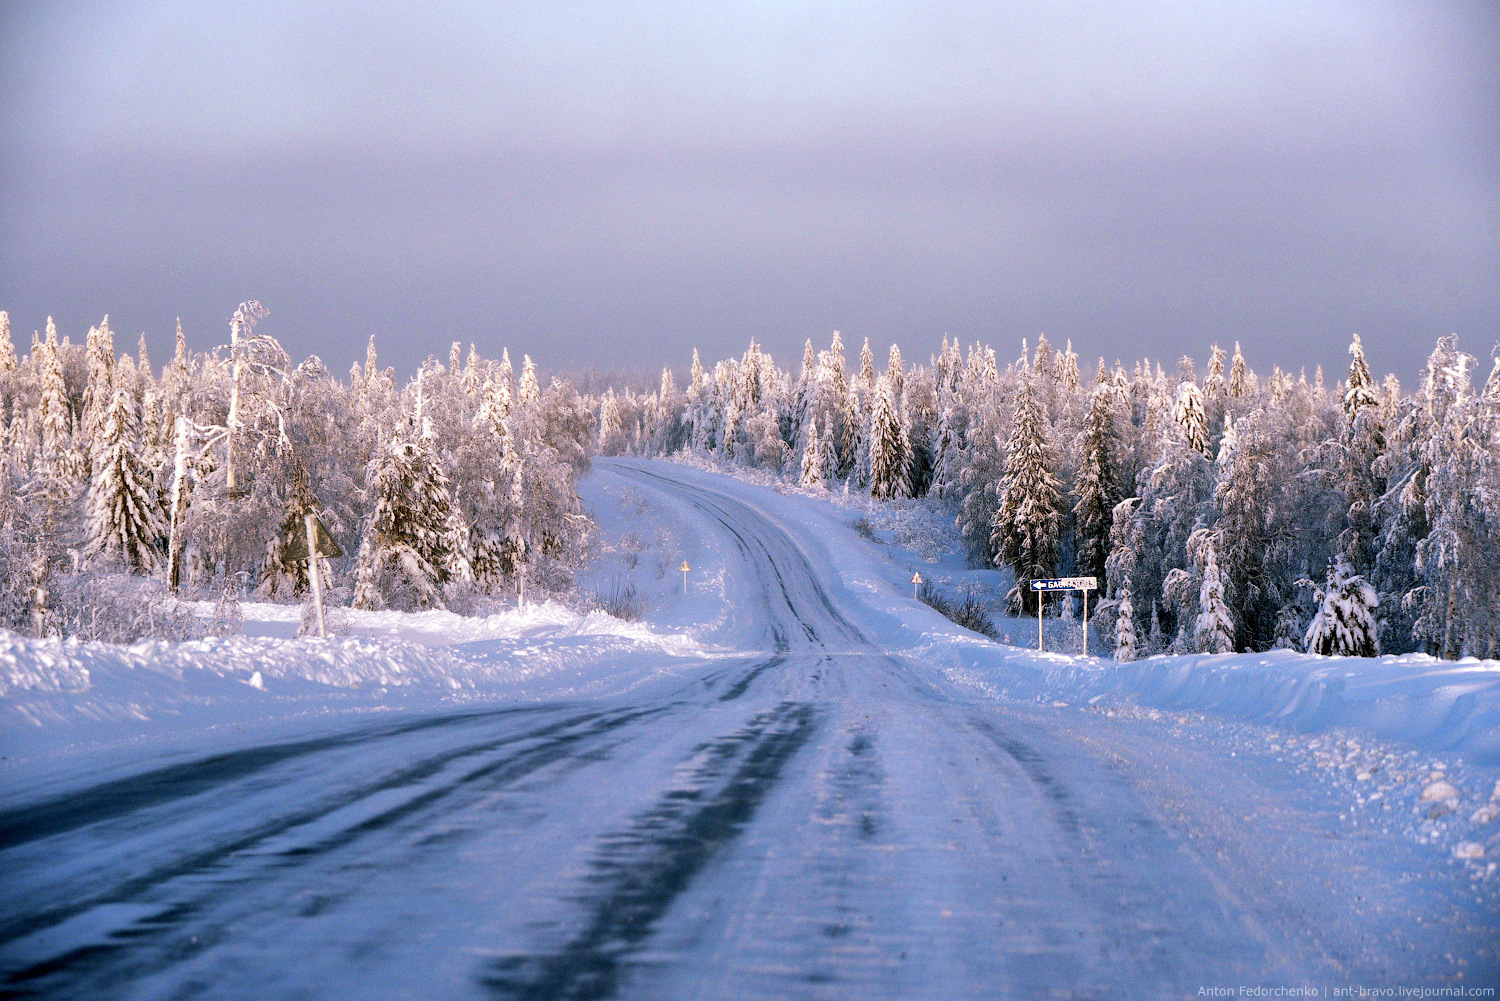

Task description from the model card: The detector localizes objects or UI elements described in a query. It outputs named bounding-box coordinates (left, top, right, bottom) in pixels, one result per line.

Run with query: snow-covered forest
left=0, top=305, right=595, bottom=638
left=2, top=302, right=1496, bottom=662
left=591, top=330, right=1500, bottom=661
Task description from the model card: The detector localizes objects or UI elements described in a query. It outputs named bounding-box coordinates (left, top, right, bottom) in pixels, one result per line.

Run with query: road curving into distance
left=0, top=459, right=1490, bottom=999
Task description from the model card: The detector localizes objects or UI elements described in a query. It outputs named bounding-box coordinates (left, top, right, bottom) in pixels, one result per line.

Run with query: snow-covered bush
left=1303, top=556, right=1380, bottom=657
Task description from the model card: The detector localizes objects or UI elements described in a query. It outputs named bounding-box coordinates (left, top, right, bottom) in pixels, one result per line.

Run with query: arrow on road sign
left=1030, top=576, right=1096, bottom=591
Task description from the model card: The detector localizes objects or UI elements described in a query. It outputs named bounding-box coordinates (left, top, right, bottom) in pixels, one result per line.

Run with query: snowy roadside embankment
left=644, top=459, right=1500, bottom=764
left=0, top=600, right=721, bottom=760
left=916, top=637, right=1500, bottom=763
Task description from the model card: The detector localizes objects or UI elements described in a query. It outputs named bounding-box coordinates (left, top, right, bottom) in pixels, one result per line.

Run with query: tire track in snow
left=0, top=705, right=673, bottom=995
left=0, top=705, right=555, bottom=851
left=478, top=701, right=820, bottom=1001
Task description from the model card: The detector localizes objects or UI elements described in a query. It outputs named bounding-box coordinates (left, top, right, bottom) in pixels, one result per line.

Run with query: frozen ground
left=1, top=458, right=1497, bottom=998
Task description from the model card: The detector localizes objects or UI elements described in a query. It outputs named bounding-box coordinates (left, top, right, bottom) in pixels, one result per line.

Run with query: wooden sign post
left=1030, top=577, right=1098, bottom=653
left=911, top=571, right=923, bottom=600
left=680, top=560, right=691, bottom=595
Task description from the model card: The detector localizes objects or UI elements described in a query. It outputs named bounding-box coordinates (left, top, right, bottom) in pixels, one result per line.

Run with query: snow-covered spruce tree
left=886, top=343, right=905, bottom=399
left=353, top=432, right=468, bottom=611
left=84, top=389, right=168, bottom=574
left=32, top=318, right=84, bottom=538
left=1193, top=537, right=1235, bottom=654
left=517, top=354, right=542, bottom=410
left=1227, top=341, right=1253, bottom=397
left=867, top=375, right=911, bottom=499
left=901, top=378, right=936, bottom=497
left=799, top=416, right=825, bottom=489
left=1303, top=556, right=1379, bottom=657
left=956, top=392, right=1007, bottom=565
left=0, top=311, right=15, bottom=379
left=1173, top=381, right=1213, bottom=457
left=78, top=317, right=116, bottom=472
left=857, top=338, right=877, bottom=391
left=1072, top=383, right=1123, bottom=588
left=929, top=405, right=963, bottom=501
left=1336, top=333, right=1386, bottom=571
left=746, top=409, right=788, bottom=471
left=1113, top=578, right=1138, bottom=662
left=1211, top=408, right=1298, bottom=650
left=991, top=367, right=1062, bottom=614
left=1411, top=342, right=1500, bottom=658
left=1114, top=395, right=1215, bottom=644
left=840, top=377, right=863, bottom=480
left=597, top=389, right=626, bottom=456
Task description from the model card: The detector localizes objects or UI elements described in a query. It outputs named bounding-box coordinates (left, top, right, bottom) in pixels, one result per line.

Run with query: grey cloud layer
left=1, top=1, right=1495, bottom=380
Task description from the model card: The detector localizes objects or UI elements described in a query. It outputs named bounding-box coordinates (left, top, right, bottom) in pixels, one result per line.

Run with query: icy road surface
left=1, top=461, right=1494, bottom=999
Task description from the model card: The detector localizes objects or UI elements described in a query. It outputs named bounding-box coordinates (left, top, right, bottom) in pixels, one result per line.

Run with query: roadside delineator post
left=911, top=571, right=923, bottom=600
left=680, top=560, right=691, bottom=595
left=1030, top=577, right=1098, bottom=654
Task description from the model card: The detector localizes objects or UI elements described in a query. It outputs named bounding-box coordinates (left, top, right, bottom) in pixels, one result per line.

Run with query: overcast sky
left=1, top=1, right=1495, bottom=385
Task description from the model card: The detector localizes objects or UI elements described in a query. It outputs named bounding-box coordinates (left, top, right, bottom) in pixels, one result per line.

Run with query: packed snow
left=2, top=459, right=1496, bottom=998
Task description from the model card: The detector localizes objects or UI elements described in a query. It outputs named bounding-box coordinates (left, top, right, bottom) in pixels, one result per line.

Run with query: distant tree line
left=0, top=305, right=595, bottom=637
left=591, top=331, right=1500, bottom=660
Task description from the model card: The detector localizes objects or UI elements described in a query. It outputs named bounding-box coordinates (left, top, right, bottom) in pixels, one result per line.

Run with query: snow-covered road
left=1, top=461, right=1494, bottom=998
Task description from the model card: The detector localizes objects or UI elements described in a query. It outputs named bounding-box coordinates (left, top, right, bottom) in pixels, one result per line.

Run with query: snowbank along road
left=0, top=459, right=1494, bottom=999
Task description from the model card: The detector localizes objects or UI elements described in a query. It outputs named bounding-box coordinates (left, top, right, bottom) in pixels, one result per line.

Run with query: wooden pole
left=1038, top=589, right=1044, bottom=652
left=304, top=513, right=327, bottom=638
left=1082, top=586, right=1089, bottom=655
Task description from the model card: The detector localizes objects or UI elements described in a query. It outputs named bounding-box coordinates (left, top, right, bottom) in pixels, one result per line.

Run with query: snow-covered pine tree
left=1337, top=333, right=1386, bottom=570
left=84, top=389, right=167, bottom=573
left=799, top=415, right=825, bottom=489
left=598, top=389, right=625, bottom=455
left=1173, top=381, right=1212, bottom=456
left=353, top=433, right=465, bottom=611
left=34, top=318, right=82, bottom=530
left=78, top=317, right=116, bottom=468
left=518, top=354, right=541, bottom=411
left=991, top=367, right=1062, bottom=614
left=900, top=378, right=934, bottom=497
left=867, top=375, right=910, bottom=499
left=746, top=409, right=788, bottom=471
left=858, top=338, right=876, bottom=392
left=1303, top=556, right=1379, bottom=657
left=1271, top=605, right=1304, bottom=651
left=1033, top=333, right=1054, bottom=379
left=1114, top=578, right=1138, bottom=662
left=1412, top=342, right=1500, bottom=658
left=1193, top=537, right=1235, bottom=653
left=1211, top=408, right=1298, bottom=650
left=929, top=405, right=963, bottom=500
left=839, top=376, right=862, bottom=478
left=1072, top=383, right=1123, bottom=587
left=1228, top=342, right=1251, bottom=397
left=1054, top=339, right=1081, bottom=392
left=0, top=311, right=16, bottom=376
